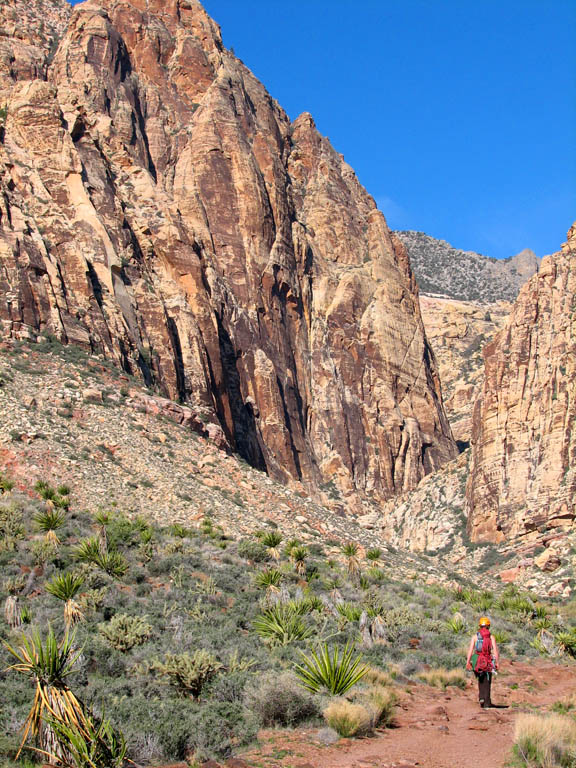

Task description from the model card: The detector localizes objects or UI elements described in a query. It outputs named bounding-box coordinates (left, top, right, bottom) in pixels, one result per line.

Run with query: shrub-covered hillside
left=1, top=478, right=575, bottom=766
left=396, top=231, right=540, bottom=302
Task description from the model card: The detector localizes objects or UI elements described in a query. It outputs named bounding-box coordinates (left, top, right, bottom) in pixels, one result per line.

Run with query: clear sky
left=68, top=0, right=576, bottom=260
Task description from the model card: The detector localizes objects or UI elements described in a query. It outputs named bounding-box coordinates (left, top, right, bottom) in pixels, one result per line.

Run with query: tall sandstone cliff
left=0, top=0, right=456, bottom=505
left=467, top=223, right=576, bottom=541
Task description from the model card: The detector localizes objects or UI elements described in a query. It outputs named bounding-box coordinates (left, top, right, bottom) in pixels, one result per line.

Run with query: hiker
left=466, top=616, right=499, bottom=708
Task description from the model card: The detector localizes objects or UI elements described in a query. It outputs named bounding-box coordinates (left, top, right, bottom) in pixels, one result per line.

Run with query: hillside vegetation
left=1, top=473, right=575, bottom=766
left=396, top=231, right=539, bottom=302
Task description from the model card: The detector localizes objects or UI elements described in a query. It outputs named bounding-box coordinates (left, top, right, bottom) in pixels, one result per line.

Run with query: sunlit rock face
left=467, top=224, right=576, bottom=541
left=0, top=0, right=456, bottom=504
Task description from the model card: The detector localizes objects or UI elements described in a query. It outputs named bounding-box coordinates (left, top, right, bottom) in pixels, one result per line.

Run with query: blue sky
left=68, top=1, right=575, bottom=260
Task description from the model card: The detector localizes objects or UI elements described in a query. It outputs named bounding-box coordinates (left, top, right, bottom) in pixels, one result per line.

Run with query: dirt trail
left=240, top=660, right=576, bottom=768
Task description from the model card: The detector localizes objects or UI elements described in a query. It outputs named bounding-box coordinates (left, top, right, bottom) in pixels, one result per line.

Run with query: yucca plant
left=555, top=630, right=576, bottom=657
left=93, top=511, right=109, bottom=554
left=46, top=711, right=127, bottom=768
left=154, top=649, right=223, bottom=699
left=170, top=523, right=188, bottom=538
left=366, top=548, right=382, bottom=563
left=73, top=536, right=103, bottom=565
left=34, top=508, right=66, bottom=545
left=3, top=628, right=86, bottom=760
left=342, top=542, right=361, bottom=580
left=290, top=545, right=308, bottom=577
left=261, top=531, right=283, bottom=560
left=45, top=573, right=85, bottom=629
left=4, top=594, right=22, bottom=628
left=95, top=550, right=129, bottom=579
left=445, top=612, right=466, bottom=634
left=253, top=603, right=314, bottom=646
left=35, top=481, right=57, bottom=500
left=294, top=641, right=368, bottom=695
left=0, top=472, right=15, bottom=493
left=255, top=568, right=283, bottom=596
left=336, top=602, right=363, bottom=625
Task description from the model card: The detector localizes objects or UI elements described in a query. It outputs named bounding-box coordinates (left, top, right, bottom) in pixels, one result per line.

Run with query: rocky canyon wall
left=0, top=0, right=456, bottom=505
left=467, top=224, right=576, bottom=541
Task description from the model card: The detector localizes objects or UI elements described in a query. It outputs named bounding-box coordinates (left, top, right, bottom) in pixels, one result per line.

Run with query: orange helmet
left=479, top=616, right=491, bottom=627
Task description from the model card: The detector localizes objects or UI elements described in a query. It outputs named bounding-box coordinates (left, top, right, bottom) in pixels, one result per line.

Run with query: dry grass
left=358, top=685, right=397, bottom=728
left=362, top=666, right=395, bottom=687
left=514, top=713, right=576, bottom=767
left=323, top=699, right=372, bottom=738
left=418, top=668, right=466, bottom=690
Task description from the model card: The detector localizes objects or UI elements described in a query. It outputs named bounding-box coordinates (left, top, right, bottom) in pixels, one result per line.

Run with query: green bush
left=153, top=650, right=223, bottom=699
left=237, top=539, right=270, bottom=563
left=244, top=672, right=319, bottom=727
left=98, top=614, right=152, bottom=651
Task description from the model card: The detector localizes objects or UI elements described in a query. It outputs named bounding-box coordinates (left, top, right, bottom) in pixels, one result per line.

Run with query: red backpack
left=473, top=627, right=493, bottom=673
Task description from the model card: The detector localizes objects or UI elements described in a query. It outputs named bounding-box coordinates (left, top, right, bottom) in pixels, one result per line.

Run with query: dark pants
left=475, top=671, right=492, bottom=705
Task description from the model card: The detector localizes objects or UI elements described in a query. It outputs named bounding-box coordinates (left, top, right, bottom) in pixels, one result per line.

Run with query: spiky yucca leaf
left=261, top=531, right=283, bottom=559
left=45, top=573, right=85, bottom=629
left=3, top=628, right=86, bottom=759
left=290, top=545, right=308, bottom=576
left=253, top=603, right=313, bottom=646
left=366, top=548, right=382, bottom=562
left=45, top=573, right=84, bottom=602
left=73, top=536, right=102, bottom=564
left=341, top=542, right=361, bottom=578
left=255, top=568, right=283, bottom=591
left=294, top=642, right=368, bottom=695
left=336, top=602, right=363, bottom=623
left=34, top=508, right=66, bottom=545
left=45, top=713, right=127, bottom=768
left=95, top=551, right=129, bottom=579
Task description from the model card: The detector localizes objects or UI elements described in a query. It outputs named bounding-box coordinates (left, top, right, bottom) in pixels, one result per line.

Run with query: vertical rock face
left=0, top=0, right=456, bottom=502
left=467, top=224, right=576, bottom=541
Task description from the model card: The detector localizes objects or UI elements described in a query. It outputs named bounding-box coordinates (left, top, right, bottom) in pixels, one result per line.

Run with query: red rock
left=467, top=223, right=576, bottom=541
left=0, top=0, right=456, bottom=510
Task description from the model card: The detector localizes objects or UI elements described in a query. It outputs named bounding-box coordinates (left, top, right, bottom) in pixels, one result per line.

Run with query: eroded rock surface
left=466, top=224, right=576, bottom=541
left=419, top=297, right=510, bottom=445
left=0, top=0, right=456, bottom=504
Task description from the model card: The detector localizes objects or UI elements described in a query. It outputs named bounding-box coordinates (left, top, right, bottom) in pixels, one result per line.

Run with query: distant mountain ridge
left=396, top=231, right=540, bottom=302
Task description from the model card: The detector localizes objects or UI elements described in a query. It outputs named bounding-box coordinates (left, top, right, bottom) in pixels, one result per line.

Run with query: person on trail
left=466, top=616, right=499, bottom=708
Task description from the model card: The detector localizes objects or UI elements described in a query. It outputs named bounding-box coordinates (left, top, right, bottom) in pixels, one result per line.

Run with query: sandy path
left=240, top=660, right=576, bottom=768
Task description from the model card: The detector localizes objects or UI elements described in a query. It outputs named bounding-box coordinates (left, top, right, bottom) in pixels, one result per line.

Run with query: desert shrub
left=383, top=606, right=417, bottom=640
left=244, top=671, right=319, bottom=727
left=362, top=666, right=395, bottom=687
left=98, top=614, right=152, bottom=651
left=237, top=539, right=270, bottom=563
left=356, top=685, right=397, bottom=728
left=514, top=713, right=576, bottom=767
left=209, top=670, right=251, bottom=704
left=323, top=699, right=372, bottom=738
left=0, top=500, right=25, bottom=542
left=187, top=701, right=258, bottom=761
left=551, top=695, right=576, bottom=715
left=418, top=668, right=466, bottom=690
left=154, top=650, right=223, bottom=698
